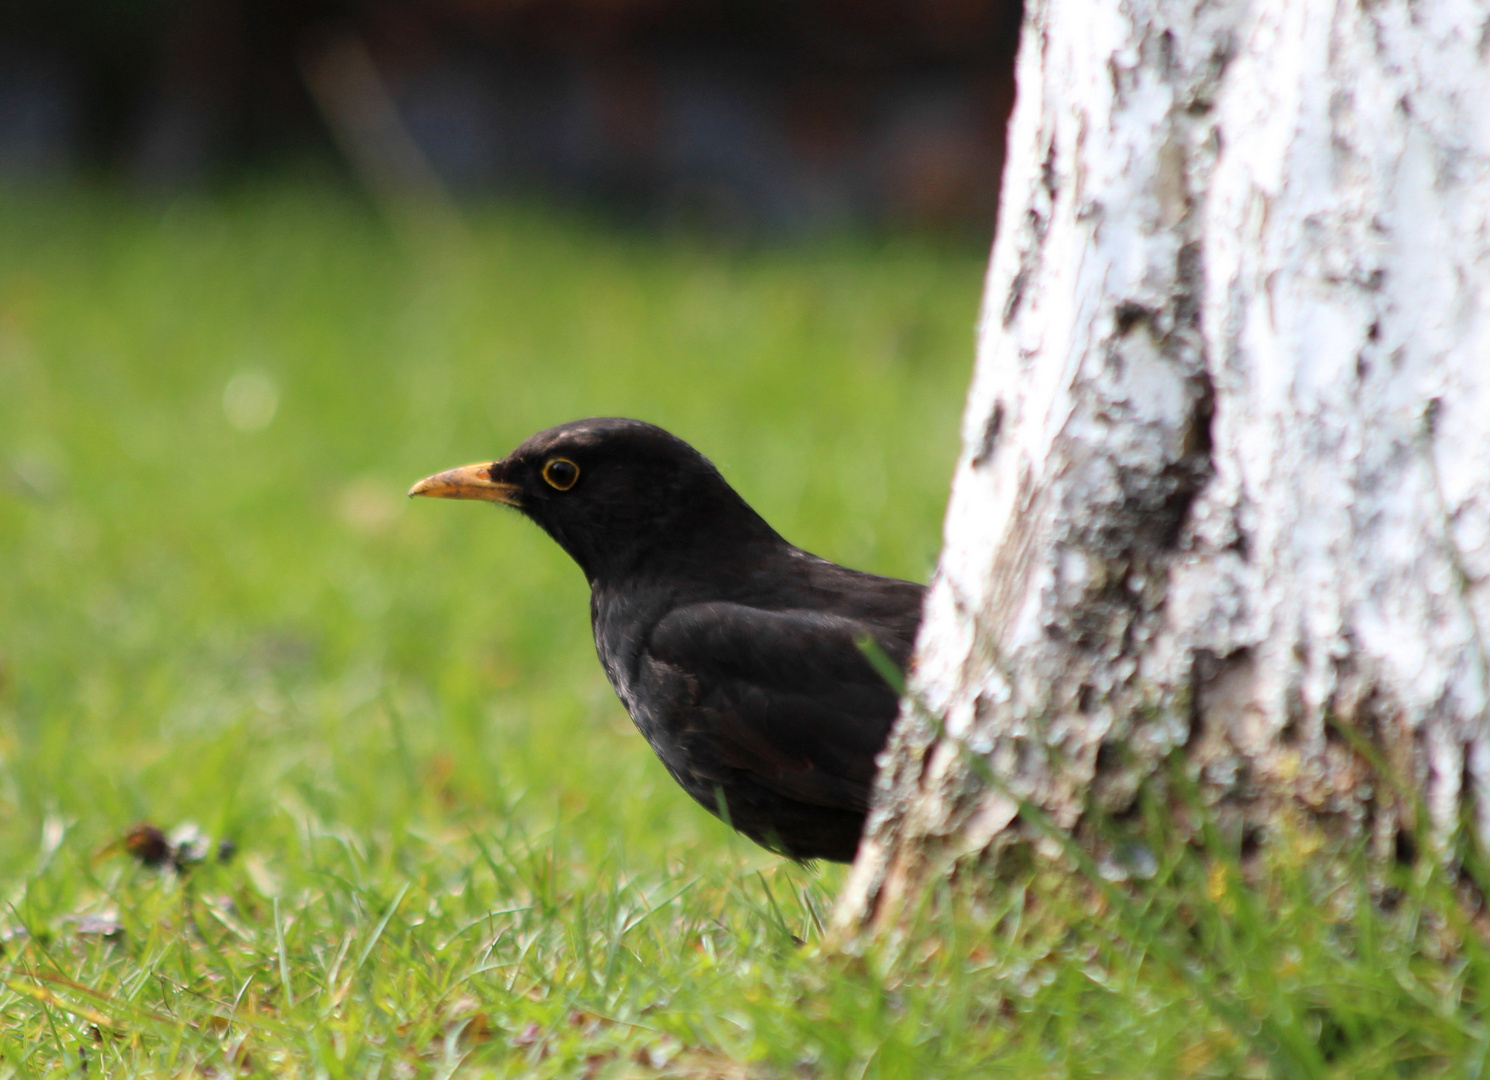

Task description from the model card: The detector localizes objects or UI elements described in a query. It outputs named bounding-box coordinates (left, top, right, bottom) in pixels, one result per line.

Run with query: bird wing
left=642, top=602, right=906, bottom=813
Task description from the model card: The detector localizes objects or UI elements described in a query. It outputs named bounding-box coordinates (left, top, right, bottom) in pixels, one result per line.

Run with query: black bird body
left=591, top=545, right=921, bottom=862
left=410, top=418, right=924, bottom=862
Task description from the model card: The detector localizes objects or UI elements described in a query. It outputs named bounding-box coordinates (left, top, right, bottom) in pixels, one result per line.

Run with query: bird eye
left=541, top=457, right=580, bottom=491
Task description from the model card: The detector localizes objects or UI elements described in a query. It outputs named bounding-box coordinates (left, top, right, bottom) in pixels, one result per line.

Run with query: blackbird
left=409, top=418, right=924, bottom=861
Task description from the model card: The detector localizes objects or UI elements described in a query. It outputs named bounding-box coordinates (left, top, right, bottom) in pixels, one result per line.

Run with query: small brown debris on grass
left=100, top=821, right=238, bottom=873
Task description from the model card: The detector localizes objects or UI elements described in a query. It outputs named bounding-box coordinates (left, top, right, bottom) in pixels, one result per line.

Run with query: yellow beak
left=407, top=462, right=521, bottom=505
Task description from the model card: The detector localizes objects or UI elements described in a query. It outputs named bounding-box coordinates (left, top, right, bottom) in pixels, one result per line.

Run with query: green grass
left=1, top=184, right=1488, bottom=1078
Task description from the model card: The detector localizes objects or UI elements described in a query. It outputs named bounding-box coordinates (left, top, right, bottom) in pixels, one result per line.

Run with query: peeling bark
left=837, top=0, right=1490, bottom=933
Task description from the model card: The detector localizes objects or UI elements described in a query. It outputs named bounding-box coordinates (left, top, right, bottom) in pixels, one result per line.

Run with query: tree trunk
left=836, top=0, right=1490, bottom=934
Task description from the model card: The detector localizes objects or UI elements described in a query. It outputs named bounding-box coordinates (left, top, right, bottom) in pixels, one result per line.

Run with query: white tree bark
left=838, top=0, right=1490, bottom=932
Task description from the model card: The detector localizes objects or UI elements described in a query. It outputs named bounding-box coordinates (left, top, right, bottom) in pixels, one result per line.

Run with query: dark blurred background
left=0, top=0, right=1020, bottom=236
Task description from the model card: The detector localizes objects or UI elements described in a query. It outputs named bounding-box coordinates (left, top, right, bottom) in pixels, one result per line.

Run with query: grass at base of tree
left=0, top=183, right=1487, bottom=1077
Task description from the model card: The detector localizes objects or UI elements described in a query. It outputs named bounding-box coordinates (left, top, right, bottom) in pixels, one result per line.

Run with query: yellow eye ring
left=541, top=457, right=580, bottom=491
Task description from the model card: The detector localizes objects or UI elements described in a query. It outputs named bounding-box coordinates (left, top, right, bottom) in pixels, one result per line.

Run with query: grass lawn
left=1, top=184, right=1488, bottom=1078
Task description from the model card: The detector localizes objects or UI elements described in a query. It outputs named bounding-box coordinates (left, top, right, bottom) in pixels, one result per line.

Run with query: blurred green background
left=0, top=185, right=977, bottom=865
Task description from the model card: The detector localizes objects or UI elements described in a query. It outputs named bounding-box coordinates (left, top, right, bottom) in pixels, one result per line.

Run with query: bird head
left=409, top=418, right=779, bottom=583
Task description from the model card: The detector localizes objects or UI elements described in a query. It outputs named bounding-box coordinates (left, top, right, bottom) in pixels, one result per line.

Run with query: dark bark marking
left=1003, top=267, right=1032, bottom=327
left=1114, top=301, right=1153, bottom=335
left=1357, top=322, right=1379, bottom=380
left=973, top=402, right=1006, bottom=467
left=1394, top=825, right=1418, bottom=865
left=1004, top=138, right=1057, bottom=329
left=1184, top=35, right=1237, bottom=115
left=1040, top=139, right=1059, bottom=202
left=1145, top=367, right=1216, bottom=551
left=1174, top=240, right=1203, bottom=329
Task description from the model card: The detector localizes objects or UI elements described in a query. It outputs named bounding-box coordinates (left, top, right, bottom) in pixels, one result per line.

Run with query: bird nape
left=409, top=418, right=924, bottom=862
